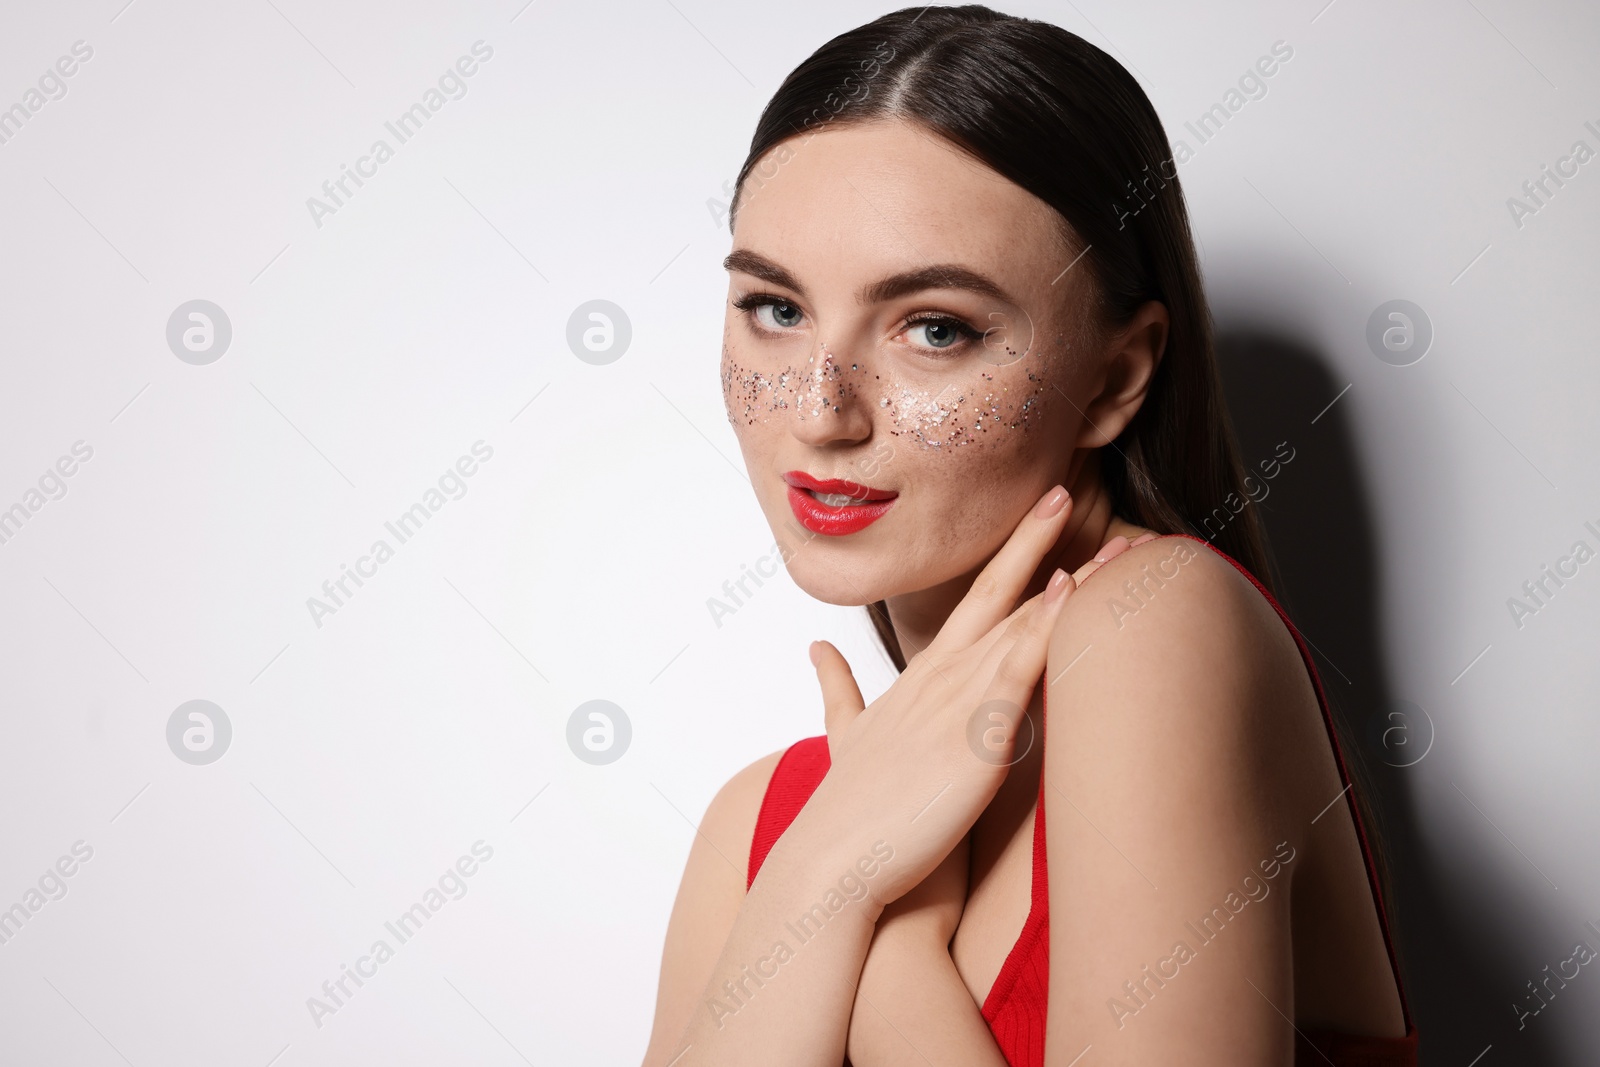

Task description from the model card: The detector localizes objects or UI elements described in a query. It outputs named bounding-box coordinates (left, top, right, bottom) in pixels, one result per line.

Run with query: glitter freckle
left=723, top=346, right=1047, bottom=443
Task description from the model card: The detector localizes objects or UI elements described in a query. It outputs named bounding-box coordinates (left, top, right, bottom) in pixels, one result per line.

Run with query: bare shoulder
left=641, top=747, right=786, bottom=1066
left=1044, top=535, right=1327, bottom=836
left=1059, top=535, right=1285, bottom=654
left=701, top=746, right=789, bottom=860
left=1051, top=536, right=1311, bottom=722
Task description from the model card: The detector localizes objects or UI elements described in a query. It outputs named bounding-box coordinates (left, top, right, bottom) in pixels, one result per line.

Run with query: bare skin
left=642, top=118, right=1405, bottom=1066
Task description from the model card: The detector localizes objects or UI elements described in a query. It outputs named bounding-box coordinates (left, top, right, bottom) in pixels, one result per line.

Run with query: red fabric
left=744, top=534, right=1418, bottom=1065
left=747, top=735, right=834, bottom=889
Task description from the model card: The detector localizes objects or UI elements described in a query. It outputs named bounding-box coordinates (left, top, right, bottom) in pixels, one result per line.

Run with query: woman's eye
left=904, top=317, right=977, bottom=351
left=755, top=301, right=804, bottom=330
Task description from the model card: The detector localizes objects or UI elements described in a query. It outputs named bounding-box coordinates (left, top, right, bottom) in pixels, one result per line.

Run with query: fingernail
left=1130, top=532, right=1158, bottom=546
left=808, top=641, right=823, bottom=666
left=1093, top=535, right=1131, bottom=563
left=1043, top=568, right=1070, bottom=604
left=1033, top=485, right=1069, bottom=519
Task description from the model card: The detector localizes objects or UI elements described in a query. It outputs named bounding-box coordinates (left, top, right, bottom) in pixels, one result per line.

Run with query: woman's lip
left=781, top=470, right=897, bottom=501
left=785, top=484, right=896, bottom=536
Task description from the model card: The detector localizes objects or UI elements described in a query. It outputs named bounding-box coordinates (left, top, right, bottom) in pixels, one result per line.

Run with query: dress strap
left=747, top=735, right=832, bottom=890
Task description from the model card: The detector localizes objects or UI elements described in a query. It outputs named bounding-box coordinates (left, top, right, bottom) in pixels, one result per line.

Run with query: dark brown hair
left=727, top=3, right=1273, bottom=671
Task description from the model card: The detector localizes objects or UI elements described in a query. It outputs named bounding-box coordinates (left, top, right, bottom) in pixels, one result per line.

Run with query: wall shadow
left=1213, top=328, right=1559, bottom=1066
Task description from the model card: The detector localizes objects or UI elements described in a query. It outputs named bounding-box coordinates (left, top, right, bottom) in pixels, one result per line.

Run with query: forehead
left=731, top=119, right=1067, bottom=297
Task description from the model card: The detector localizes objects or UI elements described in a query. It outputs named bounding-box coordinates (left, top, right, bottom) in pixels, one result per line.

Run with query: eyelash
left=730, top=292, right=984, bottom=352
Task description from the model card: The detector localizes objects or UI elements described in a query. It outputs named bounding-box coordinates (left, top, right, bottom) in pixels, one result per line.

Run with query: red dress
left=745, top=534, right=1419, bottom=1065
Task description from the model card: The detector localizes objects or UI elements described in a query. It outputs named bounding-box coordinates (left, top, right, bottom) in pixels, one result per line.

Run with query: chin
left=781, top=548, right=912, bottom=606
left=784, top=550, right=896, bottom=607
left=758, top=494, right=939, bottom=604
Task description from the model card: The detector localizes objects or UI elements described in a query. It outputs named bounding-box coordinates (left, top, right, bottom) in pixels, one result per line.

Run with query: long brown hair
left=729, top=3, right=1272, bottom=671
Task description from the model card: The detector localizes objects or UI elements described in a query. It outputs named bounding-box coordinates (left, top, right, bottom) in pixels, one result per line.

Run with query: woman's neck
left=884, top=459, right=1141, bottom=660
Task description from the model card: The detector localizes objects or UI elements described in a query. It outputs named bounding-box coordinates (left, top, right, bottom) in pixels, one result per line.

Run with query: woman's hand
left=840, top=521, right=1152, bottom=1066
left=774, top=484, right=1086, bottom=919
left=866, top=529, right=1153, bottom=945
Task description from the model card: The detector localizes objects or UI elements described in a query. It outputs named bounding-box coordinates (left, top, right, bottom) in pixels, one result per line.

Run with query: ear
left=1075, top=300, right=1169, bottom=448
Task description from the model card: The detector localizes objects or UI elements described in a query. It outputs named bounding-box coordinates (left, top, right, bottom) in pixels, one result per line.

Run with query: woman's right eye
left=757, top=301, right=804, bottom=330
left=733, top=293, right=806, bottom=333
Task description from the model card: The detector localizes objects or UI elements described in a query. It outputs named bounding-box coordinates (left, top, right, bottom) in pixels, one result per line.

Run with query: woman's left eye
left=903, top=316, right=981, bottom=352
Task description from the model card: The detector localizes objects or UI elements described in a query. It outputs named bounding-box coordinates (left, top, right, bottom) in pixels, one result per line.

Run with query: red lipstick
left=782, top=471, right=897, bottom=536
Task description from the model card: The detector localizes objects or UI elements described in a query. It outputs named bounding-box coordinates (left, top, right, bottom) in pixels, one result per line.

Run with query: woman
left=643, top=6, right=1417, bottom=1064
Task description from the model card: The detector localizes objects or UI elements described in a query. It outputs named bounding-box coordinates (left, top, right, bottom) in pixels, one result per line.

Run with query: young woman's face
left=722, top=118, right=1103, bottom=605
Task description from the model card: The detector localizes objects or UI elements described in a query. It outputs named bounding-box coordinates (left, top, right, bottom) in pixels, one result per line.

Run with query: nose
left=788, top=342, right=874, bottom=447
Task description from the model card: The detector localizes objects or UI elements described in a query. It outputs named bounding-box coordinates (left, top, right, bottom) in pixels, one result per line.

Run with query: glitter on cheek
left=879, top=368, right=1048, bottom=449
left=723, top=336, right=1059, bottom=443
left=720, top=344, right=792, bottom=426
left=881, top=379, right=966, bottom=448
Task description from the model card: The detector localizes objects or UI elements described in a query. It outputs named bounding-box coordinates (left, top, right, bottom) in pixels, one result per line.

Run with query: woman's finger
left=963, top=533, right=1113, bottom=660
left=1073, top=534, right=1131, bottom=585
left=812, top=640, right=867, bottom=743
left=933, top=485, right=1073, bottom=652
left=980, top=567, right=1075, bottom=710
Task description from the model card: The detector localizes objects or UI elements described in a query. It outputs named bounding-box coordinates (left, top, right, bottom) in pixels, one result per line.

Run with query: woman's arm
left=1040, top=538, right=1311, bottom=1066
left=641, top=750, right=784, bottom=1066
left=665, top=807, right=887, bottom=1066
left=845, top=838, right=1011, bottom=1066
left=640, top=725, right=1020, bottom=1067
left=643, top=761, right=1005, bottom=1067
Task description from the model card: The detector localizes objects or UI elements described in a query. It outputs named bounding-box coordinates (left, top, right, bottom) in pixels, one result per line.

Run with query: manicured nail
left=1043, top=568, right=1070, bottom=604
left=1130, top=532, right=1158, bottom=546
left=808, top=641, right=823, bottom=666
left=1093, top=535, right=1131, bottom=563
left=1033, top=485, right=1069, bottom=519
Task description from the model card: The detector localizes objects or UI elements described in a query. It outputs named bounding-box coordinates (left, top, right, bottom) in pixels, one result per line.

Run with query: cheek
left=721, top=341, right=795, bottom=428
left=880, top=366, right=1048, bottom=450
left=879, top=360, right=1064, bottom=555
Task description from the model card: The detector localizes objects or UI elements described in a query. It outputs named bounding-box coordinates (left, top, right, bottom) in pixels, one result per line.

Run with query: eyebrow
left=722, top=249, right=1014, bottom=306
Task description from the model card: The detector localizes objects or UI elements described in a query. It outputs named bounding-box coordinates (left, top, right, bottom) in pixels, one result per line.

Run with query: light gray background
left=0, top=0, right=1595, bottom=1063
